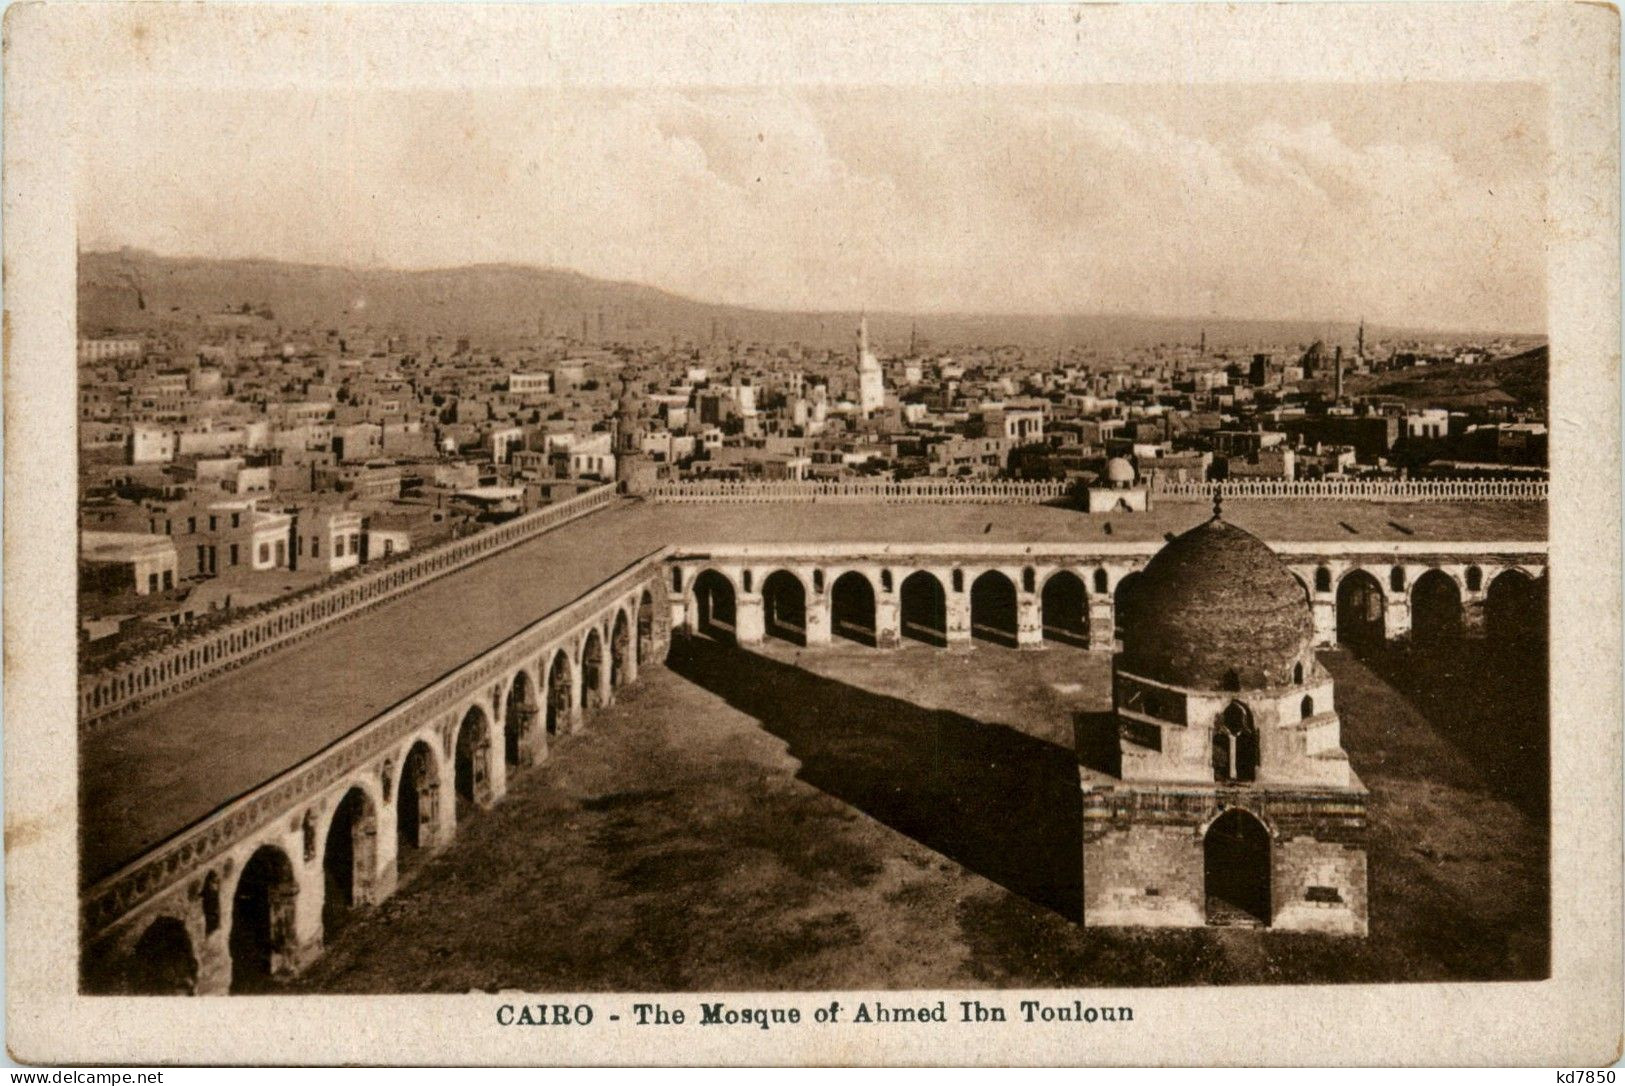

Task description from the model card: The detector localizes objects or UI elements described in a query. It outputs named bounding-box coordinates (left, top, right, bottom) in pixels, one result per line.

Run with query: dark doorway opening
left=547, top=652, right=571, bottom=735
left=1204, top=809, right=1271, bottom=926
left=1040, top=571, right=1089, bottom=647
left=762, top=570, right=807, bottom=646
left=899, top=572, right=947, bottom=647
left=322, top=787, right=376, bottom=936
left=1336, top=570, right=1386, bottom=651
left=455, top=707, right=491, bottom=819
left=1411, top=570, right=1463, bottom=646
left=127, top=917, right=197, bottom=995
left=970, top=571, right=1018, bottom=647
left=693, top=570, right=736, bottom=643
left=229, top=845, right=298, bottom=993
left=831, top=572, right=877, bottom=646
left=396, top=740, right=438, bottom=872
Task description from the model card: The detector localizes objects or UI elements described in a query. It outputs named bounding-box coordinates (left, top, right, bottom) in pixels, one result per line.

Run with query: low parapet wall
left=79, top=484, right=618, bottom=732
left=649, top=480, right=1071, bottom=504
left=650, top=477, right=1548, bottom=505
left=1152, top=479, right=1548, bottom=502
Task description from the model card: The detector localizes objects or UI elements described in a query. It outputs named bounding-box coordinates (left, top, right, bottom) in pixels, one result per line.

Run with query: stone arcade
left=1080, top=504, right=1369, bottom=935
left=79, top=484, right=1545, bottom=991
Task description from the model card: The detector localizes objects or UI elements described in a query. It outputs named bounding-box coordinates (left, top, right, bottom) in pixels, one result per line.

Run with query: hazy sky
left=79, top=83, right=1547, bottom=331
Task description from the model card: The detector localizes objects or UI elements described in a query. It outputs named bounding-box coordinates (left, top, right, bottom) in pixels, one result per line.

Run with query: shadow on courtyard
left=1335, top=633, right=1550, bottom=823
left=666, top=633, right=1084, bottom=920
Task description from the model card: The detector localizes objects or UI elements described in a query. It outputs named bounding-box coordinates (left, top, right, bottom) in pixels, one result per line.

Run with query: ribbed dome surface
left=1119, top=515, right=1312, bottom=690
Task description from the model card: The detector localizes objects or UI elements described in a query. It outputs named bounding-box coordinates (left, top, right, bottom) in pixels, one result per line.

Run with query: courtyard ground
left=294, top=635, right=1548, bottom=993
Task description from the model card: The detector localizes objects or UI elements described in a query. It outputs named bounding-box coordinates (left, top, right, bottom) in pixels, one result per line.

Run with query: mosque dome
left=1118, top=513, right=1313, bottom=691
left=1104, top=457, right=1136, bottom=486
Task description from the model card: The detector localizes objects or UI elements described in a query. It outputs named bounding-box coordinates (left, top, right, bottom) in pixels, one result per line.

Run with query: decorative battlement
left=648, top=479, right=1071, bottom=504
left=1151, top=478, right=1547, bottom=502
left=648, top=477, right=1548, bottom=506
left=78, top=485, right=619, bottom=732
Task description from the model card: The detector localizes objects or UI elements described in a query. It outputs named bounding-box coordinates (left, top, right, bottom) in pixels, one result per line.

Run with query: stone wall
left=1271, top=835, right=1370, bottom=936
left=1082, top=821, right=1205, bottom=928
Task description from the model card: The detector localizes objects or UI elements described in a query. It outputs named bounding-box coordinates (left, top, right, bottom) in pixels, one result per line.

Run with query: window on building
left=187, top=516, right=197, bottom=534
left=1022, top=567, right=1036, bottom=593
left=1301, top=695, right=1314, bottom=719
left=232, top=513, right=241, bottom=529
left=350, top=533, right=361, bottom=555
left=1094, top=569, right=1109, bottom=594
left=1314, top=566, right=1331, bottom=593
left=1212, top=702, right=1259, bottom=782
left=312, top=536, right=320, bottom=558
left=229, top=543, right=238, bottom=566
left=162, top=570, right=173, bottom=590
left=275, top=541, right=286, bottom=567
left=335, top=535, right=344, bottom=558
left=147, top=573, right=158, bottom=594
left=383, top=540, right=394, bottom=556
left=1293, top=662, right=1304, bottom=684
left=258, top=542, right=270, bottom=564
left=1390, top=566, right=1406, bottom=592
left=164, top=519, right=173, bottom=535
left=1466, top=566, right=1483, bottom=592
left=209, top=516, right=217, bottom=532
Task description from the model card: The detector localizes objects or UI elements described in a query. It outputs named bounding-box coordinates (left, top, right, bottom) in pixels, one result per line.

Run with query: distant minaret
left=1334, top=344, right=1345, bottom=402
left=1357, top=317, right=1365, bottom=360
left=909, top=320, right=918, bottom=357
left=856, top=314, right=884, bottom=416
left=1199, top=328, right=1207, bottom=358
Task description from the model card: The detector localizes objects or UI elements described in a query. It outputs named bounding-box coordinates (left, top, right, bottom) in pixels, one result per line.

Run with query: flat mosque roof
left=81, top=496, right=1545, bottom=884
left=641, top=498, right=1547, bottom=548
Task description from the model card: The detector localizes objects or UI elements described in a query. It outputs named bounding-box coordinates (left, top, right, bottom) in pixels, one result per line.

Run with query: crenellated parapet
left=79, top=485, right=619, bottom=732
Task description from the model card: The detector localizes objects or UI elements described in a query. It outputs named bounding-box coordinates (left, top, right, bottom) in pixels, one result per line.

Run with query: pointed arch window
left=1213, top=702, right=1259, bottom=782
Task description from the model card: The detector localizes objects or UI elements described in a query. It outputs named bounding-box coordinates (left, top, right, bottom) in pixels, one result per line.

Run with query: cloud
left=77, top=84, right=1546, bottom=331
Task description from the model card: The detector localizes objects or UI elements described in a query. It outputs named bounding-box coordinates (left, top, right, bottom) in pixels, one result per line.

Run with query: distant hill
left=78, top=248, right=1540, bottom=354
left=1347, top=345, right=1549, bottom=410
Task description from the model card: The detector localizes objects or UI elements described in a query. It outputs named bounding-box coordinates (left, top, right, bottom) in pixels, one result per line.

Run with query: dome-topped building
left=1079, top=502, right=1370, bottom=937
left=1119, top=515, right=1313, bottom=691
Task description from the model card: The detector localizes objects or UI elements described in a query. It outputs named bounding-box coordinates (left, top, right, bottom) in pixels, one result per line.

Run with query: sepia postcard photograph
left=3, top=0, right=1620, bottom=1067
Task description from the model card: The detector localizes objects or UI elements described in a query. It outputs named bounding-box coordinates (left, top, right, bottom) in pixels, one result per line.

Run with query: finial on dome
left=1212, top=487, right=1223, bottom=521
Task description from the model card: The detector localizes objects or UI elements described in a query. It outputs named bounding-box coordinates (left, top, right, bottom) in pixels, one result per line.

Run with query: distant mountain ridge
left=78, top=249, right=1544, bottom=352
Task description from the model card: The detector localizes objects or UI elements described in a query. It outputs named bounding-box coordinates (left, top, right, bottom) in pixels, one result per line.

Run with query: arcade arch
left=1040, top=570, right=1089, bottom=647
left=830, top=571, right=877, bottom=646
left=899, top=571, right=948, bottom=647
left=228, top=844, right=298, bottom=993
left=970, top=570, right=1018, bottom=646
